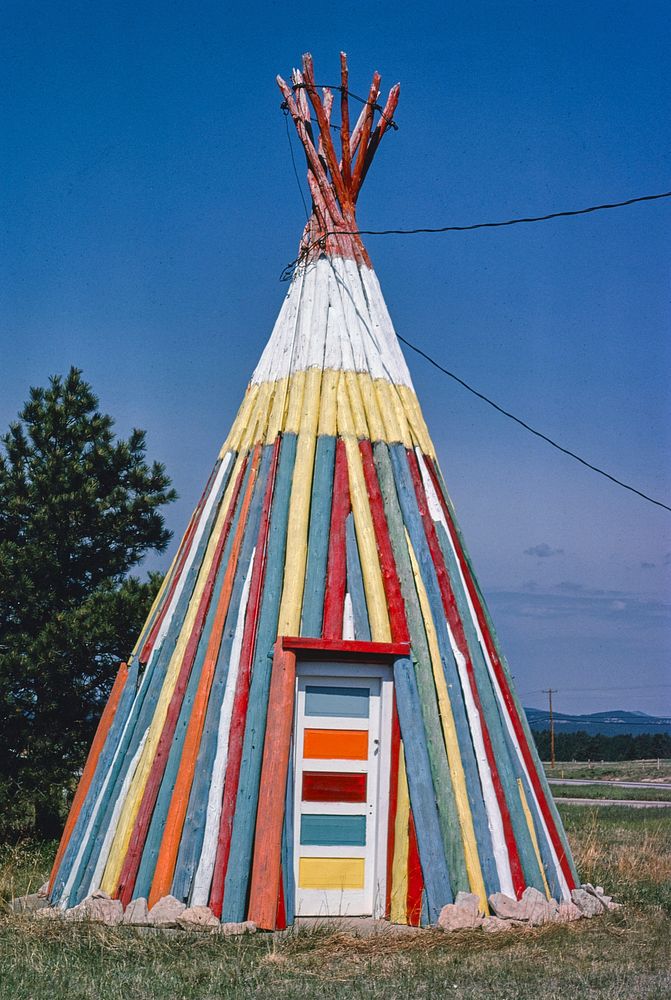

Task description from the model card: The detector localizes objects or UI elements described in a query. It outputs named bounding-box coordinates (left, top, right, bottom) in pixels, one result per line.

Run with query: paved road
left=558, top=797, right=671, bottom=808
left=548, top=778, right=670, bottom=791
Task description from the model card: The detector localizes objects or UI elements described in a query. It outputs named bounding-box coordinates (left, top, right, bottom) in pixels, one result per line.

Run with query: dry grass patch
left=0, top=806, right=669, bottom=999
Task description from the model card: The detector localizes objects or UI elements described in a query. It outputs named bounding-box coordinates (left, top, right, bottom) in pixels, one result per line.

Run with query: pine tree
left=0, top=368, right=176, bottom=837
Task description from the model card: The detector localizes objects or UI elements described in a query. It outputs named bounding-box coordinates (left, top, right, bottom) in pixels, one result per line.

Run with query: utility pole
left=543, top=689, right=558, bottom=768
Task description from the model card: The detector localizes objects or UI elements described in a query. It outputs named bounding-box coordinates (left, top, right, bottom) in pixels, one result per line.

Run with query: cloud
left=641, top=561, right=656, bottom=570
left=524, top=543, right=564, bottom=558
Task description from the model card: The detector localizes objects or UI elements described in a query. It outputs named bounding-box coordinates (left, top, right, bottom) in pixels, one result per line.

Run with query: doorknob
left=373, top=738, right=379, bottom=755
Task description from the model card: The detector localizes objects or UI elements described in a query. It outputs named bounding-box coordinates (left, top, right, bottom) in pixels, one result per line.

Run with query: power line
left=280, top=189, right=671, bottom=278
left=340, top=189, right=671, bottom=236
left=397, top=333, right=671, bottom=513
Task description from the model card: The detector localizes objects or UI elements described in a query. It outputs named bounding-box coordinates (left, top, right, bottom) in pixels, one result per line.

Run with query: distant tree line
left=532, top=729, right=671, bottom=762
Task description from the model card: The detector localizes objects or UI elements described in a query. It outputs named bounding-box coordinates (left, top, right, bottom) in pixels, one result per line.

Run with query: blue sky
left=2, top=1, right=669, bottom=714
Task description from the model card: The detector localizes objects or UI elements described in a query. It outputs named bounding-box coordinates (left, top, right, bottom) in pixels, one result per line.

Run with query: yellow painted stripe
left=219, top=372, right=435, bottom=453
left=284, top=369, right=306, bottom=436
left=518, top=778, right=551, bottom=899
left=357, top=373, right=386, bottom=444
left=219, top=384, right=256, bottom=457
left=317, top=369, right=339, bottom=437
left=406, top=534, right=488, bottom=914
left=336, top=377, right=391, bottom=643
left=344, top=371, right=370, bottom=439
left=99, top=448, right=248, bottom=893
left=277, top=369, right=321, bottom=636
left=298, top=857, right=365, bottom=890
left=265, top=376, right=288, bottom=444
left=390, top=745, right=410, bottom=924
left=398, top=385, right=434, bottom=458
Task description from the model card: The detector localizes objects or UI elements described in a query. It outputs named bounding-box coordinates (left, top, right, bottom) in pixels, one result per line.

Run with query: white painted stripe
left=445, top=624, right=515, bottom=896
left=150, top=454, right=232, bottom=662
left=342, top=593, right=355, bottom=640
left=66, top=730, right=149, bottom=905
left=190, top=550, right=255, bottom=906
left=416, top=450, right=571, bottom=899
left=250, top=257, right=413, bottom=388
left=57, top=666, right=153, bottom=908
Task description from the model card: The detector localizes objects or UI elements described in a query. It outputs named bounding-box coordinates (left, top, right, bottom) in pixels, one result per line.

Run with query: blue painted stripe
left=281, top=731, right=295, bottom=924
left=222, top=433, right=298, bottom=922
left=372, top=442, right=470, bottom=897
left=300, top=814, right=366, bottom=847
left=132, top=455, right=258, bottom=900
left=433, top=520, right=545, bottom=894
left=305, top=685, right=370, bottom=719
left=301, top=436, right=336, bottom=637
left=393, top=655, right=453, bottom=922
left=171, top=446, right=273, bottom=903
left=65, top=452, right=238, bottom=906
left=429, top=460, right=578, bottom=885
left=50, top=659, right=139, bottom=902
left=389, top=444, right=500, bottom=898
left=345, top=513, right=371, bottom=642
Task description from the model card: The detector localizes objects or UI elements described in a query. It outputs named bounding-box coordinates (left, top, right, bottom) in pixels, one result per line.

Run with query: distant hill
left=524, top=707, right=671, bottom=736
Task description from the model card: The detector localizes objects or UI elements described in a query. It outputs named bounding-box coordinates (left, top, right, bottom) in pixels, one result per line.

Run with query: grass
left=552, top=783, right=671, bottom=802
left=544, top=759, right=671, bottom=783
left=1, top=805, right=670, bottom=999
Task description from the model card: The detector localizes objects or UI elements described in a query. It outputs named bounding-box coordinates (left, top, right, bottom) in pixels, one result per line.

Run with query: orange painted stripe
left=148, top=446, right=262, bottom=907
left=49, top=662, right=129, bottom=892
left=303, top=728, right=368, bottom=760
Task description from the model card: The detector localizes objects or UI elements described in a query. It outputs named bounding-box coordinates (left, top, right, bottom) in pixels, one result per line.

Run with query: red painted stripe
left=384, top=697, right=401, bottom=919
left=116, top=454, right=249, bottom=905
left=407, top=809, right=423, bottom=926
left=406, top=448, right=525, bottom=898
left=425, top=456, right=576, bottom=890
left=247, top=642, right=297, bottom=929
left=281, top=636, right=409, bottom=658
left=49, top=662, right=129, bottom=892
left=275, top=865, right=287, bottom=931
left=322, top=438, right=350, bottom=639
left=208, top=439, right=281, bottom=918
left=302, top=772, right=367, bottom=803
left=147, top=446, right=262, bottom=908
left=139, top=462, right=222, bottom=664
left=358, top=440, right=410, bottom=644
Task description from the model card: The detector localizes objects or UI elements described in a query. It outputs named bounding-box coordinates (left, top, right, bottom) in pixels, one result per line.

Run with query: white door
left=293, top=662, right=392, bottom=918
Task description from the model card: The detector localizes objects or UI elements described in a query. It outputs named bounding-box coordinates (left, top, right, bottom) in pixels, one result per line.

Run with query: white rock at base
left=454, top=891, right=482, bottom=914
left=67, top=892, right=123, bottom=925
left=178, top=905, right=220, bottom=931
left=584, top=884, right=621, bottom=911
left=219, top=920, right=257, bottom=935
left=437, top=905, right=482, bottom=932
left=518, top=886, right=559, bottom=926
left=122, top=897, right=150, bottom=925
left=482, top=915, right=524, bottom=933
left=148, top=895, right=186, bottom=927
left=488, top=892, right=521, bottom=920
left=571, top=888, right=605, bottom=918
left=555, top=901, right=583, bottom=923
left=10, top=893, right=50, bottom=913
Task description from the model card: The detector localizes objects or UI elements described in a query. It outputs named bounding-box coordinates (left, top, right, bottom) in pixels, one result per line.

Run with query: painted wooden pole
left=208, top=439, right=281, bottom=917
left=49, top=662, right=129, bottom=893
left=393, top=655, right=452, bottom=923
left=247, top=641, right=297, bottom=929
left=221, top=435, right=297, bottom=921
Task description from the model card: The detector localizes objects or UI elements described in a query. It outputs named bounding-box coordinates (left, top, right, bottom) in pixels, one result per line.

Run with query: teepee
left=49, top=53, right=578, bottom=929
